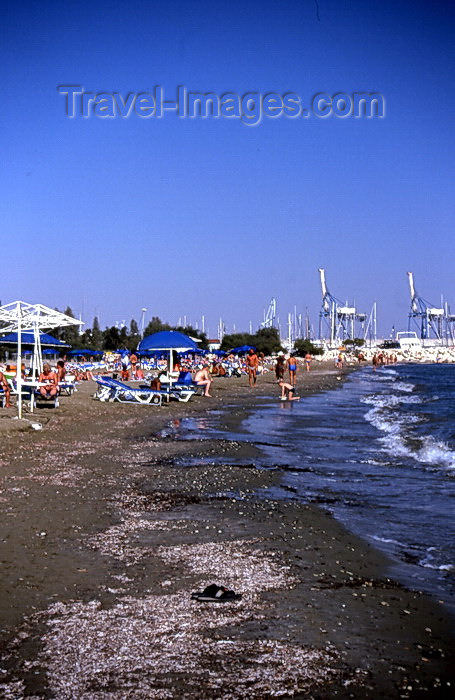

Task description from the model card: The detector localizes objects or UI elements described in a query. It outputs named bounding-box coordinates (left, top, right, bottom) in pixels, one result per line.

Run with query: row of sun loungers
left=93, top=375, right=200, bottom=405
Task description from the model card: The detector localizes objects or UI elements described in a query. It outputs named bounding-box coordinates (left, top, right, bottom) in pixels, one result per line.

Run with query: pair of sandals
left=191, top=584, right=242, bottom=603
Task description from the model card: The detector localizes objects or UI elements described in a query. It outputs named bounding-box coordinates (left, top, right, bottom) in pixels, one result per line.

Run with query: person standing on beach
left=304, top=352, right=312, bottom=372
left=0, top=371, right=11, bottom=408
left=121, top=353, right=130, bottom=381
left=246, top=348, right=259, bottom=387
left=130, top=352, right=138, bottom=378
left=275, top=353, right=286, bottom=381
left=287, top=354, right=297, bottom=386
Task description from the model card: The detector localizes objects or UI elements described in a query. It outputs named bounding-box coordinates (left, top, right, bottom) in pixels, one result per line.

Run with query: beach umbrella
left=0, top=301, right=83, bottom=419
left=67, top=349, right=104, bottom=357
left=138, top=331, right=198, bottom=379
left=230, top=345, right=256, bottom=354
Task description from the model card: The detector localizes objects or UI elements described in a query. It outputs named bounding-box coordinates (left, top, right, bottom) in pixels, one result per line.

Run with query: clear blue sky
left=2, top=0, right=454, bottom=338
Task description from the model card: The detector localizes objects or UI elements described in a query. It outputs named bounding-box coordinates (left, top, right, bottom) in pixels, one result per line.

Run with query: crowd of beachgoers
left=2, top=342, right=455, bottom=413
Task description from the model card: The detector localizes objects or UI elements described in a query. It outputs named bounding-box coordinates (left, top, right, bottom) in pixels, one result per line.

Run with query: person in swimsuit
left=56, top=360, right=66, bottom=383
left=194, top=365, right=213, bottom=397
left=287, top=355, right=297, bottom=386
left=304, top=352, right=312, bottom=372
left=38, top=363, right=58, bottom=399
left=135, top=364, right=145, bottom=380
left=275, top=354, right=285, bottom=380
left=278, top=379, right=300, bottom=401
left=246, top=349, right=259, bottom=387
left=0, top=371, right=11, bottom=407
left=130, top=353, right=138, bottom=378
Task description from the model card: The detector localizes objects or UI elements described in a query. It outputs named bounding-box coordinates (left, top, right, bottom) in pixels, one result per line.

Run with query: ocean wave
left=366, top=410, right=455, bottom=468
left=371, top=535, right=404, bottom=546
left=393, top=381, right=415, bottom=393
left=361, top=393, right=422, bottom=409
left=419, top=548, right=455, bottom=571
left=415, top=436, right=455, bottom=469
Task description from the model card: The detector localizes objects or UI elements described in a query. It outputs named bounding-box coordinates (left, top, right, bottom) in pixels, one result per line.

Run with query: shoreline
left=1, top=365, right=454, bottom=698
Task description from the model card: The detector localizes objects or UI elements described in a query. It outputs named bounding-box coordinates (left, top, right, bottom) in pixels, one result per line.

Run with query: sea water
left=175, top=365, right=455, bottom=609
left=244, top=364, right=455, bottom=609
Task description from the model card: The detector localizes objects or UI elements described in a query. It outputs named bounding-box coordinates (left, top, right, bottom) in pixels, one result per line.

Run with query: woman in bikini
left=38, top=363, right=58, bottom=399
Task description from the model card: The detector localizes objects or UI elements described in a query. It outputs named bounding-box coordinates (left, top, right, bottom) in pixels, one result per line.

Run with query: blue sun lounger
left=94, top=376, right=163, bottom=405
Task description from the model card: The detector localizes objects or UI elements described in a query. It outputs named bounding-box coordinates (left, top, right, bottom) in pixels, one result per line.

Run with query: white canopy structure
left=0, top=301, right=83, bottom=418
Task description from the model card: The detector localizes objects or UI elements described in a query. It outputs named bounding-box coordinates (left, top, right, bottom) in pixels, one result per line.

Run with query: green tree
left=143, top=316, right=171, bottom=337
left=103, top=326, right=121, bottom=350
left=254, top=328, right=282, bottom=355
left=293, top=339, right=323, bottom=356
left=58, top=306, right=80, bottom=348
left=91, top=316, right=103, bottom=350
left=220, top=332, right=255, bottom=352
left=128, top=318, right=141, bottom=351
left=175, top=325, right=208, bottom=349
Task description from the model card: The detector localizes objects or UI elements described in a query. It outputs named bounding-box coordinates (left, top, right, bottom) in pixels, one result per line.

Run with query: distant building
left=207, top=338, right=221, bottom=351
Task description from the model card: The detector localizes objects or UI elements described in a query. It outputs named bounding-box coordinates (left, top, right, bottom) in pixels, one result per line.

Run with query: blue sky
left=2, top=0, right=454, bottom=339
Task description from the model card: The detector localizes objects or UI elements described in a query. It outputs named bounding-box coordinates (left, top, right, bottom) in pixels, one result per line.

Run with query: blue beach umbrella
left=67, top=349, right=104, bottom=356
left=230, top=345, right=256, bottom=354
left=138, top=331, right=198, bottom=378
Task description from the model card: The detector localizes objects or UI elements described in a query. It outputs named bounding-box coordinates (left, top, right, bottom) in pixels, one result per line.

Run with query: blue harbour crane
left=407, top=272, right=454, bottom=342
left=318, top=268, right=375, bottom=346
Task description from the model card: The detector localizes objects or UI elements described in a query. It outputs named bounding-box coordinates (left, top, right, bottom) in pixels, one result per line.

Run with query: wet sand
left=0, top=365, right=454, bottom=699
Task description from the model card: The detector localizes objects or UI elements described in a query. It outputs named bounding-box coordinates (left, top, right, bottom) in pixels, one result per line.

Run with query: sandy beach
left=0, top=365, right=454, bottom=699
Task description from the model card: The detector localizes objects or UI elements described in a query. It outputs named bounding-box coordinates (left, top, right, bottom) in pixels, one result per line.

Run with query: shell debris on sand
left=13, top=594, right=345, bottom=699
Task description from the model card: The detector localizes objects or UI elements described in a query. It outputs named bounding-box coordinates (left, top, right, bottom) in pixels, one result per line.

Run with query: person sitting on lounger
left=194, top=365, right=212, bottom=397
left=56, top=360, right=66, bottom=383
left=135, top=365, right=145, bottom=380
left=38, top=363, right=58, bottom=399
left=0, top=371, right=11, bottom=407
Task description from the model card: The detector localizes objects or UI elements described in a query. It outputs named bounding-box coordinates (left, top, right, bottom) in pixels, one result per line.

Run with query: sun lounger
left=93, top=376, right=162, bottom=405
left=8, top=380, right=39, bottom=410
left=34, top=387, right=59, bottom=408
left=58, top=376, right=77, bottom=396
left=155, top=371, right=200, bottom=401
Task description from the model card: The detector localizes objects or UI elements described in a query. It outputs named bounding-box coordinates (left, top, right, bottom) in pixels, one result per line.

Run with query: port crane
left=318, top=268, right=375, bottom=346
left=407, top=272, right=455, bottom=342
left=260, top=298, right=277, bottom=329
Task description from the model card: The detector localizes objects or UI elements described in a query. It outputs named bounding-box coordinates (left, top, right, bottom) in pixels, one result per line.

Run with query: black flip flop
left=191, top=584, right=242, bottom=602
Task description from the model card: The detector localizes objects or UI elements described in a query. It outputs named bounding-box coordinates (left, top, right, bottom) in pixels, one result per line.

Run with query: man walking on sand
left=246, top=348, right=259, bottom=388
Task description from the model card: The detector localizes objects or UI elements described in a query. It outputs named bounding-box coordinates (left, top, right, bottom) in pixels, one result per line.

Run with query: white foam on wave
left=419, top=548, right=455, bottom=571
left=364, top=402, right=455, bottom=469
left=362, top=392, right=422, bottom=409
left=371, top=535, right=404, bottom=546
left=393, top=381, right=415, bottom=393
left=416, top=436, right=455, bottom=469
